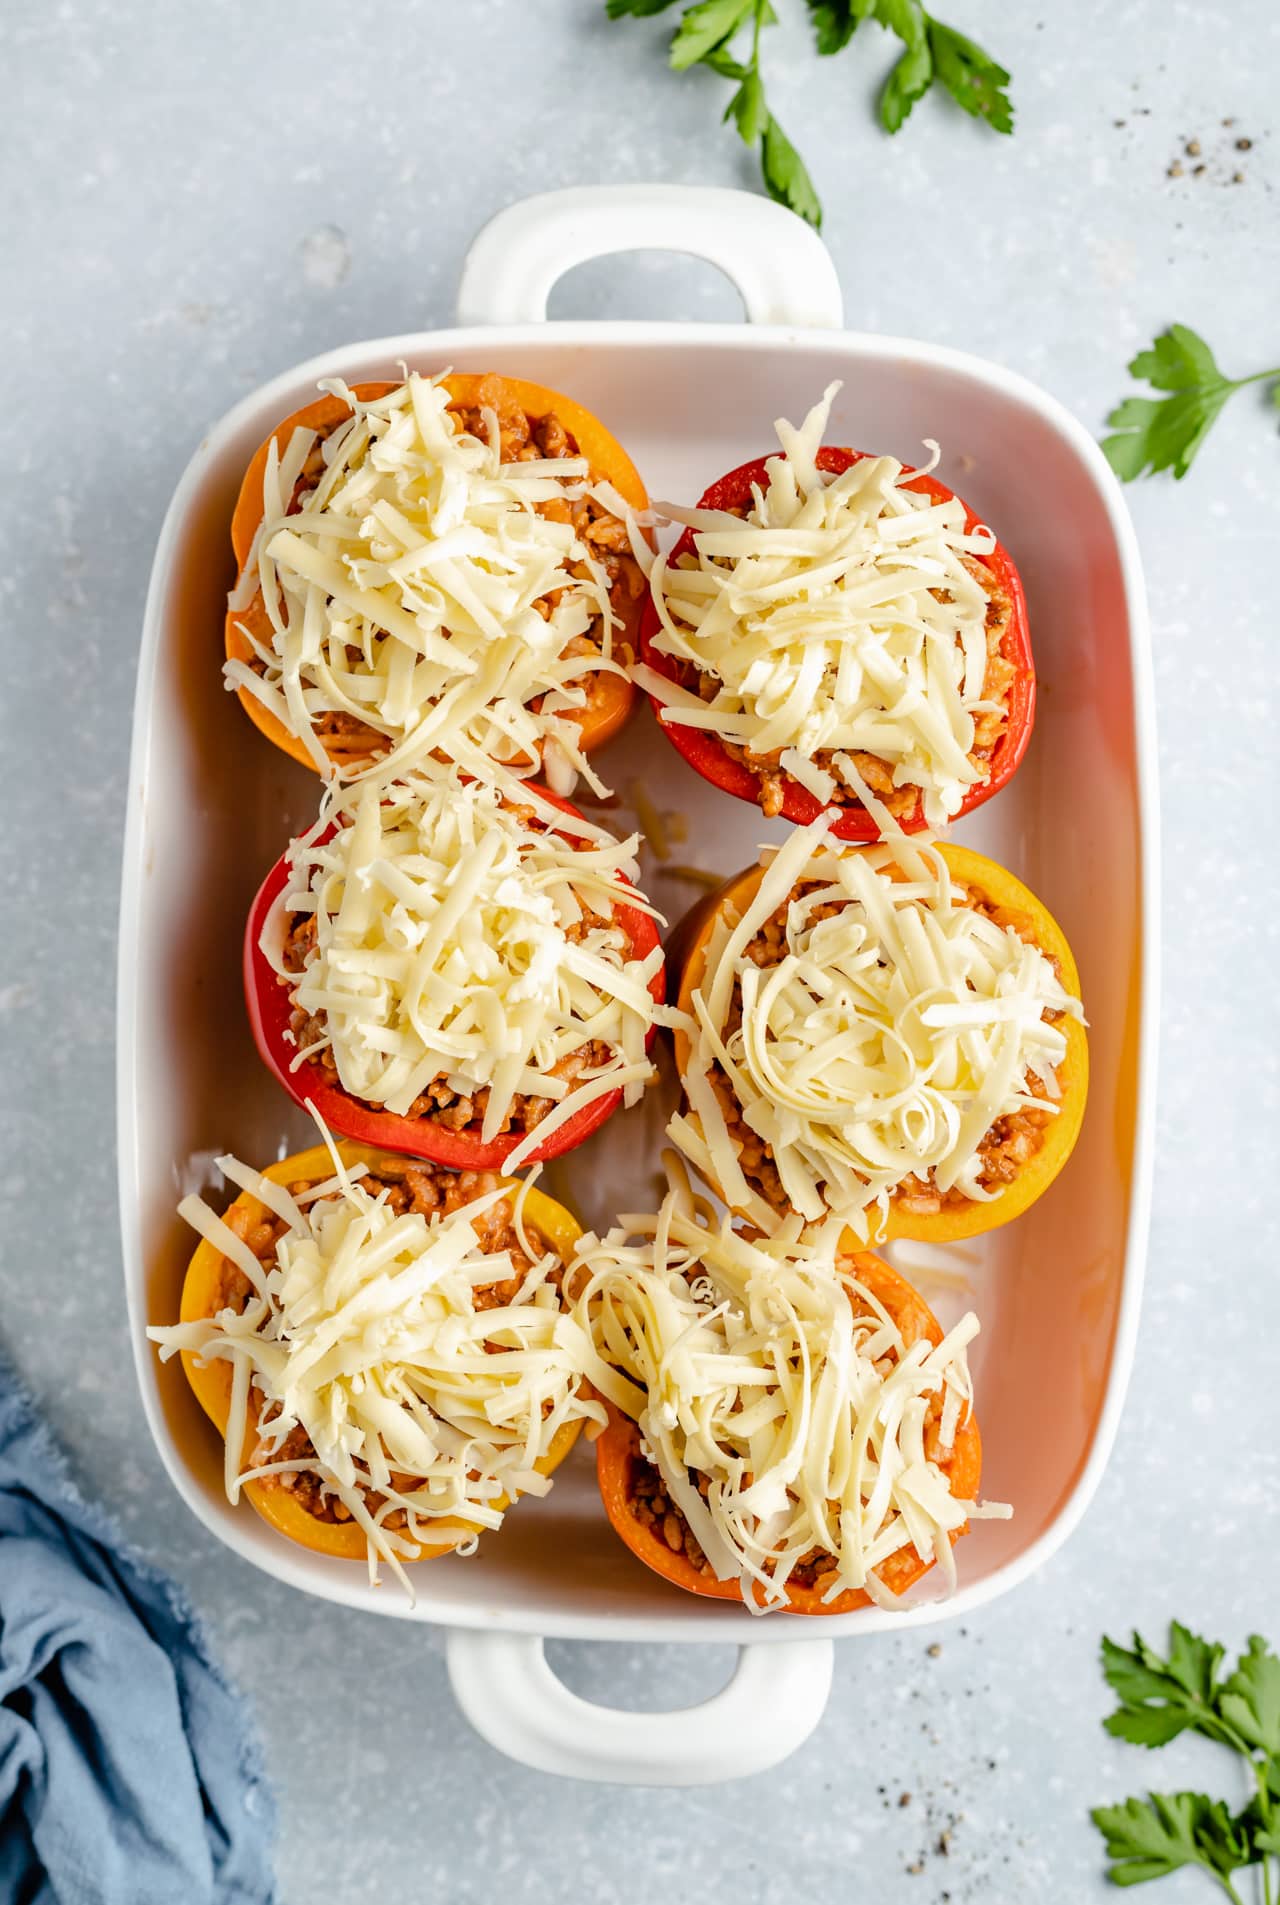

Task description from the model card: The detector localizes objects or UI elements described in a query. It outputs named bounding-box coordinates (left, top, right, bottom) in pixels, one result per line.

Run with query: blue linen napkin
left=0, top=1349, right=276, bottom=1905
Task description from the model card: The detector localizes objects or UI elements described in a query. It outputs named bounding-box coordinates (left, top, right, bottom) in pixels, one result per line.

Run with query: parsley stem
left=1233, top=365, right=1280, bottom=389
left=1255, top=1758, right=1276, bottom=1905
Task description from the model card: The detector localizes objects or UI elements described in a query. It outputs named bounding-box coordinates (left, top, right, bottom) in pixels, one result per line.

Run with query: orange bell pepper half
left=673, top=842, right=1088, bottom=1244
left=595, top=1249, right=982, bottom=1613
left=177, top=1142, right=586, bottom=1561
left=225, top=372, right=647, bottom=773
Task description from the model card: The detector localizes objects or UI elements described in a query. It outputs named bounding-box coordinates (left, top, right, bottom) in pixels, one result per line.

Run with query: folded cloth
left=0, top=1348, right=276, bottom=1905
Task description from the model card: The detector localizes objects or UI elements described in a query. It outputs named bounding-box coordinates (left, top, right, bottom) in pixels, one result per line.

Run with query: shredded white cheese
left=571, top=1165, right=1008, bottom=1612
left=225, top=372, right=633, bottom=793
left=670, top=815, right=1084, bottom=1240
left=265, top=769, right=663, bottom=1166
left=149, top=1150, right=602, bottom=1592
left=640, top=383, right=1009, bottom=828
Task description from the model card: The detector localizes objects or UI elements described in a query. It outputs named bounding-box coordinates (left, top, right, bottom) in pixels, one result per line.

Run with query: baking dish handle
left=446, top=1629, right=834, bottom=1784
left=455, top=184, right=844, bottom=330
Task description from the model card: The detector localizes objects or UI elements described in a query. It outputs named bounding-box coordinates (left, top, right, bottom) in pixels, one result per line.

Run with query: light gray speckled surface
left=3, top=2, right=1279, bottom=1899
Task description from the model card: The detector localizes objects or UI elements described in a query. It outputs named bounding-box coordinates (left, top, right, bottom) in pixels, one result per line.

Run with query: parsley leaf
left=872, top=0, right=926, bottom=44
left=612, top=1, right=823, bottom=224
left=703, top=45, right=750, bottom=78
left=927, top=18, right=1012, bottom=132
left=724, top=65, right=767, bottom=139
left=1128, top=323, right=1222, bottom=392
left=1102, top=324, right=1280, bottom=481
left=722, top=65, right=761, bottom=134
left=1236, top=1765, right=1280, bottom=1860
left=880, top=35, right=932, bottom=132
left=805, top=0, right=861, bottom=55
left=813, top=1, right=1010, bottom=136
left=1102, top=1624, right=1231, bottom=1749
left=762, top=112, right=822, bottom=225
left=1220, top=1638, right=1280, bottom=1762
left=1093, top=1624, right=1280, bottom=1900
left=669, top=0, right=756, bottom=69
left=1091, top=1792, right=1254, bottom=1889
left=606, top=0, right=1013, bottom=230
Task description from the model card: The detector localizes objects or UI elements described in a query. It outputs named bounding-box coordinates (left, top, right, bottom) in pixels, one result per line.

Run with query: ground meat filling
left=708, top=879, right=1062, bottom=1220
left=687, top=551, right=1016, bottom=823
left=623, top=1276, right=955, bottom=1595
left=215, top=1164, right=559, bottom=1528
left=235, top=384, right=643, bottom=766
left=280, top=897, right=622, bottom=1137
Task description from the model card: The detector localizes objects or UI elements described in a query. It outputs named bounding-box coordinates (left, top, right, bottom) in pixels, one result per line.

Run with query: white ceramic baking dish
left=119, top=184, right=1157, bottom=1785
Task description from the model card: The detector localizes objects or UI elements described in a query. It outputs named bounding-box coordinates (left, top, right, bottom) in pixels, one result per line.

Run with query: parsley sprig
left=807, top=2, right=1012, bottom=137
left=1092, top=1624, right=1280, bottom=1900
left=604, top=0, right=1012, bottom=228
left=1102, top=325, right=1280, bottom=481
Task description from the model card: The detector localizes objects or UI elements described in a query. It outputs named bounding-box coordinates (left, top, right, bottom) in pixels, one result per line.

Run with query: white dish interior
left=120, top=314, right=1154, bottom=1644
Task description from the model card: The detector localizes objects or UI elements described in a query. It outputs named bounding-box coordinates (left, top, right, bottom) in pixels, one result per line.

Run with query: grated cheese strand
left=224, top=372, right=632, bottom=793
left=643, top=383, right=1009, bottom=828
left=570, top=1174, right=1008, bottom=1613
left=264, top=767, right=662, bottom=1152
left=671, top=815, right=1084, bottom=1240
left=150, top=1155, right=603, bottom=1594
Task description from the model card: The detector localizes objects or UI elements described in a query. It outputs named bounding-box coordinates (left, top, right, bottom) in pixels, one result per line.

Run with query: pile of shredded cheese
left=225, top=371, right=632, bottom=793
left=265, top=769, right=662, bottom=1167
left=570, top=1165, right=1007, bottom=1611
left=149, top=1146, right=601, bottom=1591
left=670, top=815, right=1084, bottom=1240
left=632, top=382, right=1007, bottom=827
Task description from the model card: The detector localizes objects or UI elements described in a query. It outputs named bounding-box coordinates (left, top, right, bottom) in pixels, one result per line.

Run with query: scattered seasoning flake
left=900, top=1792, right=913, bottom=1808
left=937, top=1830, right=953, bottom=1856
left=1185, top=137, right=1201, bottom=156
left=1167, top=160, right=1184, bottom=177
left=1237, top=136, right=1253, bottom=149
left=927, top=1642, right=943, bottom=1658
left=905, top=1861, right=925, bottom=1877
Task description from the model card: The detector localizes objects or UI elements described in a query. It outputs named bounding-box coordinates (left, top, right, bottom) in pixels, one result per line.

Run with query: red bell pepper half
left=243, top=789, right=665, bottom=1171
left=637, top=447, right=1035, bottom=842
